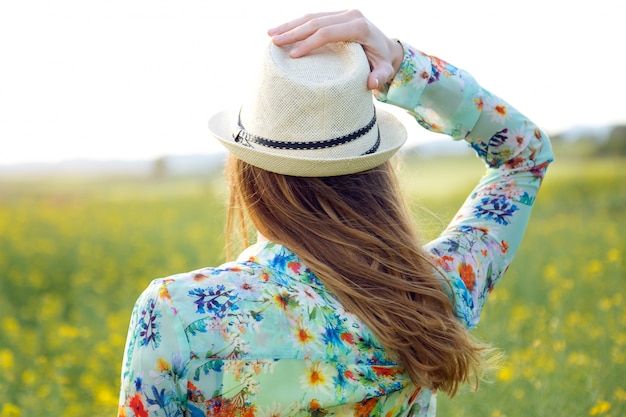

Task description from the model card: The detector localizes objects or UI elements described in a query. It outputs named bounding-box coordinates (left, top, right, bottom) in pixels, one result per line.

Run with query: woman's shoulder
left=155, top=260, right=267, bottom=296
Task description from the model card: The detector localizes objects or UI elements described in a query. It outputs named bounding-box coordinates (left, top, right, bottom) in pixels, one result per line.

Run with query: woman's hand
left=268, top=10, right=404, bottom=91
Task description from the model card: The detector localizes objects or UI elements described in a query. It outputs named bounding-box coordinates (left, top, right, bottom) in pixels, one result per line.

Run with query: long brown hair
left=225, top=154, right=489, bottom=396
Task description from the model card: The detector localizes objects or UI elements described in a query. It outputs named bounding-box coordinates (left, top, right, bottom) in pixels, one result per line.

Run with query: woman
left=117, top=10, right=553, bottom=417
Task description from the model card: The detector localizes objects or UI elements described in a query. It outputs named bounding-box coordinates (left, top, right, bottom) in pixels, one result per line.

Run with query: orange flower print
left=301, top=362, right=330, bottom=393
left=501, top=240, right=509, bottom=253
left=428, top=55, right=456, bottom=78
left=458, top=262, right=476, bottom=291
left=344, top=369, right=357, bottom=381
left=193, top=273, right=208, bottom=281
left=287, top=261, right=301, bottom=274
left=355, top=397, right=379, bottom=417
left=158, top=284, right=170, bottom=300
left=436, top=255, right=455, bottom=272
left=273, top=290, right=291, bottom=310
left=242, top=406, right=256, bottom=417
left=309, top=399, right=321, bottom=411
left=295, top=326, right=314, bottom=344
left=308, top=367, right=325, bottom=385
left=474, top=97, right=484, bottom=111
left=129, top=392, right=148, bottom=417
left=372, top=366, right=401, bottom=378
left=187, top=381, right=204, bottom=402
left=506, top=156, right=526, bottom=170
left=494, top=104, right=507, bottom=118
left=340, top=332, right=355, bottom=344
left=408, top=386, right=422, bottom=402
left=486, top=97, right=511, bottom=124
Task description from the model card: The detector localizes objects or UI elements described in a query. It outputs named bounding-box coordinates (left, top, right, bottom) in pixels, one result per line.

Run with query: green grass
left=0, top=154, right=624, bottom=416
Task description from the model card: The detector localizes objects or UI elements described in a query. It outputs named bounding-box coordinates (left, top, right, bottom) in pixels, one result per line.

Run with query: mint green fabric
left=117, top=42, right=554, bottom=416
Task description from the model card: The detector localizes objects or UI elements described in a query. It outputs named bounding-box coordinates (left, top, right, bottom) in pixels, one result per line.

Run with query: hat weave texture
left=208, top=41, right=406, bottom=177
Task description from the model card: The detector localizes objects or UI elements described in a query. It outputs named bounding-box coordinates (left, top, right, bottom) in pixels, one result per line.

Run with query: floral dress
left=117, top=41, right=554, bottom=417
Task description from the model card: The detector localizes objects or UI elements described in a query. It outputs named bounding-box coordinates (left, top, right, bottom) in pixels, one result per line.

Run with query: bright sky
left=1, top=1, right=623, bottom=165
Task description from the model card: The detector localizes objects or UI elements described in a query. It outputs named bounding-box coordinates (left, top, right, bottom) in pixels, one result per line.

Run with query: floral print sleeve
left=118, top=279, right=191, bottom=416
left=377, top=41, right=554, bottom=328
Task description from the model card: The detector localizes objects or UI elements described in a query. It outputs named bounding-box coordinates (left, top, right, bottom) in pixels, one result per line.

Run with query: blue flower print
left=138, top=298, right=161, bottom=349
left=474, top=196, right=519, bottom=225
left=188, top=285, right=238, bottom=318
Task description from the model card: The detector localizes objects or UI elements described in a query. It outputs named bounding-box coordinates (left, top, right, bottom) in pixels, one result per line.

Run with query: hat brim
left=208, top=106, right=407, bottom=177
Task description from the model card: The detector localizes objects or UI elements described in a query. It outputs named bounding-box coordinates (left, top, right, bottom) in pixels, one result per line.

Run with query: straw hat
left=208, top=40, right=407, bottom=177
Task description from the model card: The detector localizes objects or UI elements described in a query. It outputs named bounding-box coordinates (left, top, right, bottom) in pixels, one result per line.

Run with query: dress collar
left=236, top=240, right=326, bottom=289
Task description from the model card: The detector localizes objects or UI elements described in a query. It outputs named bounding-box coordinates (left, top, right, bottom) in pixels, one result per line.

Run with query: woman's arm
left=381, top=41, right=553, bottom=328
left=269, top=10, right=554, bottom=328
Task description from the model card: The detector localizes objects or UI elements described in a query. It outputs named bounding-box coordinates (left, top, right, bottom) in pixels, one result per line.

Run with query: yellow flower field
left=0, top=155, right=624, bottom=416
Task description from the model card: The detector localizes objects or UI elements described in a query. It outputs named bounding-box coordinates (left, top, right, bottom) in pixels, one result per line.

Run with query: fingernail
left=273, top=34, right=285, bottom=44
left=289, top=46, right=301, bottom=57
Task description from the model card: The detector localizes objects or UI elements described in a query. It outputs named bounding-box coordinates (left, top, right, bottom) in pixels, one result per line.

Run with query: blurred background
left=0, top=1, right=624, bottom=416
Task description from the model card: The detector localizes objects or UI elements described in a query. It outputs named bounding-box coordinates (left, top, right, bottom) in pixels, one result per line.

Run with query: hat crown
left=238, top=42, right=377, bottom=155
left=208, top=40, right=407, bottom=177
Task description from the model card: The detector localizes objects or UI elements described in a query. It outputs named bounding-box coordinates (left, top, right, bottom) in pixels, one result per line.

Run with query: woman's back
left=130, top=241, right=431, bottom=416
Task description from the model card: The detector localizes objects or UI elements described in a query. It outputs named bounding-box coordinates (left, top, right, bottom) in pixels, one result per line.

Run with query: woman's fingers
left=268, top=11, right=345, bottom=37
left=287, top=22, right=370, bottom=58
left=367, top=39, right=405, bottom=88
left=270, top=10, right=369, bottom=57
left=267, top=10, right=403, bottom=89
